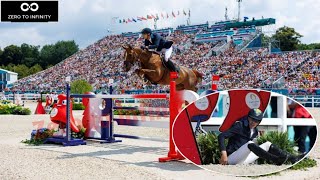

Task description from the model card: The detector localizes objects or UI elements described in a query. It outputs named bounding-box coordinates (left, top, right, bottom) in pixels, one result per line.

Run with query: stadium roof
left=0, top=69, right=18, bottom=75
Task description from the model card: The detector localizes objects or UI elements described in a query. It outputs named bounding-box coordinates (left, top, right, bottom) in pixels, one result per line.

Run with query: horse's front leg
left=135, top=69, right=150, bottom=84
left=135, top=69, right=144, bottom=77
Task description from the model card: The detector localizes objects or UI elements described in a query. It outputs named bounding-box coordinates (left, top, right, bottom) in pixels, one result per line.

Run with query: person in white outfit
left=218, top=108, right=305, bottom=165
left=140, top=28, right=179, bottom=73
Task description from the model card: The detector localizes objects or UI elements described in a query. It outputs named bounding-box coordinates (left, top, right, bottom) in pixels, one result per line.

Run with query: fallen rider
left=218, top=108, right=305, bottom=165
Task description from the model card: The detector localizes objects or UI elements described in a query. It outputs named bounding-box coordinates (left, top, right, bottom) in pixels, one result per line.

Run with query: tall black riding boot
left=165, top=59, right=180, bottom=73
left=268, top=144, right=306, bottom=164
left=247, top=143, right=288, bottom=165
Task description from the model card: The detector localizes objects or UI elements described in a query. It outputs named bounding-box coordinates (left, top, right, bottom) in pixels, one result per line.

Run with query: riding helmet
left=141, top=28, right=152, bottom=34
left=248, top=108, right=263, bottom=122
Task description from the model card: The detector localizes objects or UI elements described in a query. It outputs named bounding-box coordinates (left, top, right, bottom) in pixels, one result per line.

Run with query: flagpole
left=187, top=9, right=191, bottom=25
left=110, top=17, right=118, bottom=35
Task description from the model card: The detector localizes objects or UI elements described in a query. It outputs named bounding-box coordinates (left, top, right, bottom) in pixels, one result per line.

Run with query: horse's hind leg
left=189, top=73, right=200, bottom=92
left=176, top=84, right=185, bottom=91
left=182, top=77, right=197, bottom=92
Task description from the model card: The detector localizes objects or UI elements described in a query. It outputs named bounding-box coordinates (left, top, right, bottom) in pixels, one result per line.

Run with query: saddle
left=147, top=51, right=170, bottom=70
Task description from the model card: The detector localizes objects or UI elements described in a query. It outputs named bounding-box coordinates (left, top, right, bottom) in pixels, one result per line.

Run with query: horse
left=122, top=44, right=203, bottom=91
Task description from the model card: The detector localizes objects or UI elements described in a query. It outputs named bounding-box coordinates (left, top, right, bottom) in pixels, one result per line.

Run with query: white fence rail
left=3, top=94, right=41, bottom=101
left=289, top=96, right=320, bottom=108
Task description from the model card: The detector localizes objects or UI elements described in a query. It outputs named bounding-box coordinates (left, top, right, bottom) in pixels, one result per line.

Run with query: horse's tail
left=192, top=70, right=203, bottom=85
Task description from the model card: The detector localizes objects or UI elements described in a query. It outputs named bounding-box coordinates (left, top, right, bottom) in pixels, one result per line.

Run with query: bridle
left=124, top=50, right=142, bottom=71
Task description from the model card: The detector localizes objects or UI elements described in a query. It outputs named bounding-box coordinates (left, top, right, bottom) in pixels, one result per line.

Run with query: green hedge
left=0, top=100, right=31, bottom=115
left=72, top=103, right=85, bottom=110
left=197, top=132, right=221, bottom=164
left=22, top=127, right=86, bottom=146
left=12, top=106, right=31, bottom=115
left=113, top=109, right=141, bottom=115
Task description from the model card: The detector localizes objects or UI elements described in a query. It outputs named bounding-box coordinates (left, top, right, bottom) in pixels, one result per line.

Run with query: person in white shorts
left=218, top=108, right=305, bottom=165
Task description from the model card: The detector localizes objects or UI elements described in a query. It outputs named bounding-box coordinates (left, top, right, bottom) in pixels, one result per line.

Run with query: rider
left=218, top=108, right=305, bottom=165
left=140, top=28, right=179, bottom=73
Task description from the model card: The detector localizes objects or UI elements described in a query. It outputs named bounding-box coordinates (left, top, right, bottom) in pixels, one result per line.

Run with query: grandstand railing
left=214, top=41, right=230, bottom=55
left=272, top=76, right=286, bottom=88
left=239, top=32, right=261, bottom=52
left=4, top=93, right=41, bottom=101
left=289, top=95, right=320, bottom=108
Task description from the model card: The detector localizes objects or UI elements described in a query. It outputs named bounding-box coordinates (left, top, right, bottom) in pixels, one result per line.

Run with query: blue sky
left=0, top=0, right=319, bottom=49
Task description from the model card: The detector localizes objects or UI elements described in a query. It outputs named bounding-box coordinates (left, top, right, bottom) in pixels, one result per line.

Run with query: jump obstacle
left=46, top=72, right=200, bottom=162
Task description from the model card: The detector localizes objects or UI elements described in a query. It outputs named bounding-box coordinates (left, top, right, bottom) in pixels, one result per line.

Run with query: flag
left=123, top=19, right=126, bottom=23
left=137, top=17, right=142, bottom=21
left=119, top=20, right=122, bottom=23
left=151, top=14, right=156, bottom=19
left=147, top=15, right=153, bottom=19
left=112, top=17, right=119, bottom=23
left=183, top=10, right=187, bottom=16
left=141, top=16, right=147, bottom=20
left=127, top=18, right=132, bottom=22
left=156, top=14, right=159, bottom=20
left=167, top=13, right=169, bottom=18
left=161, top=13, right=164, bottom=18
left=188, top=9, right=191, bottom=16
left=177, top=10, right=180, bottom=16
left=172, top=11, right=176, bottom=18
left=132, top=18, right=137, bottom=22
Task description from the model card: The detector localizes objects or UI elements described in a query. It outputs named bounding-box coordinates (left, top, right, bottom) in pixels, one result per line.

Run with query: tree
left=39, top=40, right=79, bottom=67
left=272, top=26, right=303, bottom=51
left=2, top=45, right=23, bottom=65
left=20, top=43, right=40, bottom=67
left=53, top=40, right=79, bottom=64
left=39, top=44, right=55, bottom=68
left=70, top=79, right=92, bottom=94
left=29, top=64, right=43, bottom=74
left=13, top=64, right=29, bottom=79
left=0, top=48, right=3, bottom=63
left=297, top=43, right=320, bottom=50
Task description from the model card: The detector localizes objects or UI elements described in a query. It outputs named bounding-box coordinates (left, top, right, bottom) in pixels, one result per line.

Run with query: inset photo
left=173, top=89, right=317, bottom=176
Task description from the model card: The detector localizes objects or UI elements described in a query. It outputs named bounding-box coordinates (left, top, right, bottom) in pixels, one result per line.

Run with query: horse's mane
left=133, top=48, right=155, bottom=59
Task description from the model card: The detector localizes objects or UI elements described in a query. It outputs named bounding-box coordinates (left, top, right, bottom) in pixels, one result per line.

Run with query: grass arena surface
left=0, top=102, right=319, bottom=179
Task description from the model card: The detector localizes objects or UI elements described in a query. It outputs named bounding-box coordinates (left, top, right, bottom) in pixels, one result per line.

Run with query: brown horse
left=122, top=45, right=202, bottom=91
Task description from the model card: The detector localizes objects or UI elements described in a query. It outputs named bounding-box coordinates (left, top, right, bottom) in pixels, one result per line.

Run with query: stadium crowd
left=10, top=30, right=320, bottom=93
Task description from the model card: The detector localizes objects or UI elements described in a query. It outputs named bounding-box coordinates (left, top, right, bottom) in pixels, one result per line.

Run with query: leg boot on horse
left=165, top=59, right=180, bottom=73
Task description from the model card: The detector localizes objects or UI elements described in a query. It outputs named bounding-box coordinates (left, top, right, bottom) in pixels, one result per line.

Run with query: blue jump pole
left=66, top=83, right=71, bottom=143
left=62, top=82, right=86, bottom=146
left=100, top=85, right=122, bottom=143
left=108, top=85, right=141, bottom=140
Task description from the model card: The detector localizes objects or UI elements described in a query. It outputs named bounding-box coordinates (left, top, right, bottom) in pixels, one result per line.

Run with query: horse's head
left=122, top=44, right=135, bottom=72
left=122, top=45, right=148, bottom=72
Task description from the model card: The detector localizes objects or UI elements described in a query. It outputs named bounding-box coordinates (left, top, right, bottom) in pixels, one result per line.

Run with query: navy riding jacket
left=144, top=33, right=173, bottom=52
left=218, top=117, right=259, bottom=155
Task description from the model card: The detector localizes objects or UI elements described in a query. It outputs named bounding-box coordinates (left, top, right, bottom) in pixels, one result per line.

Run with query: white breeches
left=160, top=46, right=173, bottom=62
left=228, top=141, right=272, bottom=165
